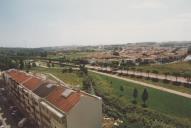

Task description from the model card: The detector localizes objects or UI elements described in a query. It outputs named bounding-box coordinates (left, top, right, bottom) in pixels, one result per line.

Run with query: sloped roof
left=46, top=86, right=81, bottom=112
left=22, top=77, right=44, bottom=91
left=7, top=69, right=44, bottom=91
left=7, top=70, right=31, bottom=83
left=6, top=69, right=96, bottom=113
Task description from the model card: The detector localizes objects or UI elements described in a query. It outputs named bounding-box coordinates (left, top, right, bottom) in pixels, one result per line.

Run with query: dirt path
left=90, top=70, right=191, bottom=99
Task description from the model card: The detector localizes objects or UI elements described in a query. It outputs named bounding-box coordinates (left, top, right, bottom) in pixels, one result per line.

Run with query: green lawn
left=30, top=67, right=83, bottom=87
left=30, top=67, right=191, bottom=119
left=122, top=75, right=191, bottom=95
left=136, top=62, right=191, bottom=76
left=90, top=72, right=191, bottom=119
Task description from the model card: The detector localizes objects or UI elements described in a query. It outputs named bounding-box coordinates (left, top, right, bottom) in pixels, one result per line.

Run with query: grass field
left=30, top=67, right=83, bottom=86
left=90, top=72, right=191, bottom=119
left=30, top=67, right=191, bottom=119
left=122, top=75, right=191, bottom=94
left=136, top=62, right=191, bottom=75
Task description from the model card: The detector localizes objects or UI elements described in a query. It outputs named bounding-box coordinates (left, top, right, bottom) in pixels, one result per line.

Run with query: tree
left=164, top=72, right=170, bottom=80
left=120, top=59, right=125, bottom=69
left=131, top=67, right=136, bottom=75
left=183, top=72, right=191, bottom=84
left=132, top=88, right=138, bottom=104
left=172, top=72, right=179, bottom=82
left=62, top=68, right=67, bottom=73
left=152, top=70, right=159, bottom=79
left=19, top=59, right=24, bottom=70
left=120, top=86, right=124, bottom=92
left=26, top=62, right=31, bottom=72
left=185, top=72, right=191, bottom=81
left=187, top=46, right=191, bottom=55
left=142, top=88, right=149, bottom=107
left=32, top=62, right=36, bottom=67
left=146, top=70, right=150, bottom=78
left=138, top=68, right=143, bottom=76
left=119, top=60, right=125, bottom=74
left=125, top=65, right=129, bottom=74
left=52, top=63, right=55, bottom=67
left=47, top=62, right=50, bottom=68
left=79, top=64, right=88, bottom=75
left=40, top=51, right=47, bottom=57
left=82, top=76, right=92, bottom=92
left=68, top=67, right=73, bottom=73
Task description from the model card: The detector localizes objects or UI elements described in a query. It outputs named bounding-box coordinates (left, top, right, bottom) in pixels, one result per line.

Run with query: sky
left=0, top=0, right=191, bottom=48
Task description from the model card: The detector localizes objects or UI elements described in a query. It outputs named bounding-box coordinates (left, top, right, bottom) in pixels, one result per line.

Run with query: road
left=90, top=70, right=191, bottom=99
left=86, top=65, right=189, bottom=84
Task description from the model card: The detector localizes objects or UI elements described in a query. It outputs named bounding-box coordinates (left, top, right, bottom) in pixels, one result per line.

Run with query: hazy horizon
left=1, top=0, right=191, bottom=47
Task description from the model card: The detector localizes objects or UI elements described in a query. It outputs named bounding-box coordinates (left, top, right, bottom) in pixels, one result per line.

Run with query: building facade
left=3, top=69, right=102, bottom=128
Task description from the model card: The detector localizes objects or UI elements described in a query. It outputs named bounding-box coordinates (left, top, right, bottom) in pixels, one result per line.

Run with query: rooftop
left=7, top=69, right=44, bottom=91
left=7, top=70, right=31, bottom=83
left=46, top=86, right=81, bottom=112
left=22, top=77, right=44, bottom=91
left=6, top=69, right=100, bottom=113
left=33, top=83, right=57, bottom=97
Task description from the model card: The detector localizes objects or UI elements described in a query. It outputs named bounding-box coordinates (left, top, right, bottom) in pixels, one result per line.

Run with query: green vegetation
left=136, top=62, right=191, bottom=76
left=90, top=72, right=191, bottom=118
left=30, top=67, right=83, bottom=86
left=0, top=47, right=47, bottom=57
left=0, top=55, right=18, bottom=70
left=141, top=88, right=149, bottom=107
left=31, top=66, right=191, bottom=127
left=48, top=51, right=91, bottom=59
left=122, top=75, right=191, bottom=94
left=132, top=88, right=138, bottom=104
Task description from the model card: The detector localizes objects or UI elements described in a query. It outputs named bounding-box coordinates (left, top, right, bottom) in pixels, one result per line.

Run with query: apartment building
left=3, top=69, right=102, bottom=128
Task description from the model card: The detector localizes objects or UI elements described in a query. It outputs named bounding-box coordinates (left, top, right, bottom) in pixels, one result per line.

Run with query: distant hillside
left=40, top=41, right=191, bottom=52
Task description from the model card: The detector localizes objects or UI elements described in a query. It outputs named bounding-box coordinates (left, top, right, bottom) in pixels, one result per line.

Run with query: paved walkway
left=90, top=70, right=191, bottom=99
left=86, top=65, right=189, bottom=84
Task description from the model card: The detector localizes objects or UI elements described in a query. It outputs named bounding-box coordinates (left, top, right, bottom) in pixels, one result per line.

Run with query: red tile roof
left=22, top=77, right=44, bottom=91
left=7, top=70, right=81, bottom=112
left=7, top=70, right=31, bottom=83
left=7, top=70, right=44, bottom=91
left=46, top=86, right=81, bottom=112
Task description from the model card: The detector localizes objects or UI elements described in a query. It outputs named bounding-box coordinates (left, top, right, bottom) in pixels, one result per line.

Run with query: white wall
left=67, top=95, right=102, bottom=128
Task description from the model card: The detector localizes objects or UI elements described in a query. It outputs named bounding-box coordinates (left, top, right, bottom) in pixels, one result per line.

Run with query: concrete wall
left=50, top=117, right=66, bottom=128
left=67, top=95, right=102, bottom=128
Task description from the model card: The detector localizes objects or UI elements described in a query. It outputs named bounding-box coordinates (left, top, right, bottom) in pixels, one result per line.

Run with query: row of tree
left=120, top=86, right=149, bottom=107
left=133, top=88, right=149, bottom=107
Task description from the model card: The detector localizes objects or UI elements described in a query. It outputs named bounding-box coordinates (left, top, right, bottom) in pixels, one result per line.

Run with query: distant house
left=3, top=69, right=102, bottom=128
left=184, top=55, right=191, bottom=62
